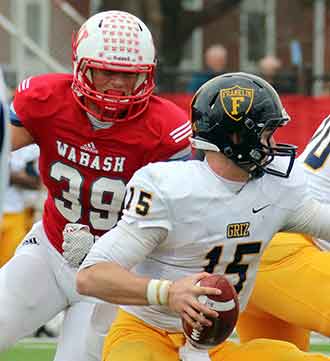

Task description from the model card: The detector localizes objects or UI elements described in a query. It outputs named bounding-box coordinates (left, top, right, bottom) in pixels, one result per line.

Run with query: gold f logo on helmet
left=220, top=85, right=254, bottom=121
left=231, top=97, right=244, bottom=115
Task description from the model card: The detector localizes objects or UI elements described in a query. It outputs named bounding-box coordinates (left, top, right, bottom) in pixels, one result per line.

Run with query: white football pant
left=0, top=221, right=107, bottom=361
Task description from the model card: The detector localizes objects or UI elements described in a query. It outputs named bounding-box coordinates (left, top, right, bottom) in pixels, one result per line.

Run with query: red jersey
left=13, top=74, right=192, bottom=252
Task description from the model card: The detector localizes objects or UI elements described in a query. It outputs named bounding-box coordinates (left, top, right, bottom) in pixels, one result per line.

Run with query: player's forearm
left=76, top=261, right=150, bottom=305
left=10, top=171, right=40, bottom=189
left=10, top=124, right=34, bottom=151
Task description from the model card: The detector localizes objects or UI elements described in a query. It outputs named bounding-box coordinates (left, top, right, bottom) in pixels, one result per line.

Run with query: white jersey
left=82, top=157, right=330, bottom=332
left=299, top=115, right=330, bottom=250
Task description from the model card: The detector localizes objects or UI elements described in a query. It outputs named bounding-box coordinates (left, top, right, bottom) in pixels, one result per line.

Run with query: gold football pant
left=103, top=309, right=328, bottom=361
left=24, top=207, right=35, bottom=234
left=237, top=232, right=330, bottom=351
left=0, top=212, right=26, bottom=267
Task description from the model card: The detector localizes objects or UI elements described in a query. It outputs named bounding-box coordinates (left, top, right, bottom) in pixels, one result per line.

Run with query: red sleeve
left=146, top=96, right=192, bottom=162
left=12, top=74, right=71, bottom=144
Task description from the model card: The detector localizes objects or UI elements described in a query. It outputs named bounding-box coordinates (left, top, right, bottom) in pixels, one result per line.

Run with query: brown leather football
left=182, top=274, right=239, bottom=349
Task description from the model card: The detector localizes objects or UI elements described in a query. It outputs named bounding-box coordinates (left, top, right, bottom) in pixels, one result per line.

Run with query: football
left=182, top=274, right=239, bottom=349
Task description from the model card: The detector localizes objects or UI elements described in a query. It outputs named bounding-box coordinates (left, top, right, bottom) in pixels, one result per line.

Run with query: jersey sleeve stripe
left=169, top=121, right=191, bottom=137
left=18, top=77, right=32, bottom=93
left=172, top=130, right=193, bottom=143
left=171, top=123, right=192, bottom=138
left=170, top=123, right=192, bottom=143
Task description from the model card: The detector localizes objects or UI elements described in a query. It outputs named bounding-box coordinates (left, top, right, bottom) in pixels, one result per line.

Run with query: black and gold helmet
left=190, top=72, right=296, bottom=178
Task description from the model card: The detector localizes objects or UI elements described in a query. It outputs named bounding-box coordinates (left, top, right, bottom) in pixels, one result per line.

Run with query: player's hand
left=167, top=272, right=220, bottom=330
left=62, top=223, right=97, bottom=268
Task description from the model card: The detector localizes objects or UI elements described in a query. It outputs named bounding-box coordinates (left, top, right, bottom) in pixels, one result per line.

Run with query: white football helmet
left=72, top=10, right=156, bottom=122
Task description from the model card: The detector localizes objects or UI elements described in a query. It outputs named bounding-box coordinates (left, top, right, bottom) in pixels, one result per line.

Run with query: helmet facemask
left=227, top=117, right=296, bottom=178
left=72, top=57, right=155, bottom=122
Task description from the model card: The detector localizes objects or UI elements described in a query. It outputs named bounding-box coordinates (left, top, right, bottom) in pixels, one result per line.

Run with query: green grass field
left=0, top=340, right=56, bottom=361
left=0, top=335, right=329, bottom=361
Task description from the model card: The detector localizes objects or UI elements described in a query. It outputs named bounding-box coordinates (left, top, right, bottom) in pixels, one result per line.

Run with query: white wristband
left=147, top=279, right=161, bottom=305
left=147, top=279, right=172, bottom=305
left=159, top=280, right=172, bottom=305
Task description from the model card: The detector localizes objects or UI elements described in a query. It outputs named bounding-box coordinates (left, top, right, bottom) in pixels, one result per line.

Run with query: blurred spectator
left=318, top=81, right=330, bottom=96
left=257, top=55, right=297, bottom=94
left=258, top=55, right=282, bottom=83
left=187, top=44, right=228, bottom=93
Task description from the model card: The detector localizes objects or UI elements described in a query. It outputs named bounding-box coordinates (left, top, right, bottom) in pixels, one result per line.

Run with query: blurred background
left=1, top=0, right=330, bottom=95
left=2, top=0, right=330, bottom=153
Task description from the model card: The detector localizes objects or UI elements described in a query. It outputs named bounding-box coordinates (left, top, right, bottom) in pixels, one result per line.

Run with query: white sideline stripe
left=19, top=334, right=330, bottom=345
left=21, top=337, right=58, bottom=344
left=18, top=343, right=56, bottom=350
